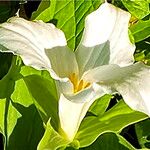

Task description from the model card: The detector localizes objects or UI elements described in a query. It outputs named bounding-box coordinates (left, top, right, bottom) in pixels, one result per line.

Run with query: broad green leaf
left=31, top=0, right=104, bottom=49
left=11, top=65, right=47, bottom=107
left=7, top=104, right=44, bottom=150
left=37, top=120, right=69, bottom=150
left=24, top=74, right=58, bottom=128
left=31, top=0, right=51, bottom=22
left=80, top=132, right=135, bottom=150
left=121, top=0, right=150, bottom=19
left=20, top=65, right=41, bottom=76
left=130, top=20, right=150, bottom=42
left=0, top=57, right=22, bottom=142
left=11, top=77, right=34, bottom=107
left=75, top=100, right=148, bottom=147
left=89, top=94, right=113, bottom=116
left=0, top=99, right=21, bottom=143
left=135, top=119, right=150, bottom=149
left=0, top=100, right=43, bottom=150
left=0, top=57, right=45, bottom=149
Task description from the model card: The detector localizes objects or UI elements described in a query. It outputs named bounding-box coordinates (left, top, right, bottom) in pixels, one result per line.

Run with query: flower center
left=69, top=73, right=91, bottom=93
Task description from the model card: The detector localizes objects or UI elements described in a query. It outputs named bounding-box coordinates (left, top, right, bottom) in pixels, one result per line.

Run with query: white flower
left=0, top=2, right=150, bottom=141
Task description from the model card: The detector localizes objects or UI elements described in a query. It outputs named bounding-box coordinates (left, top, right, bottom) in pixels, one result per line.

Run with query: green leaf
left=135, top=119, right=150, bottom=149
left=134, top=37, right=150, bottom=65
left=0, top=98, right=21, bottom=140
left=24, top=74, right=58, bottom=128
left=0, top=57, right=22, bottom=141
left=80, top=132, right=135, bottom=150
left=128, top=29, right=135, bottom=44
left=7, top=104, right=44, bottom=150
left=31, top=0, right=51, bottom=22
left=75, top=100, right=148, bottom=147
left=31, top=0, right=104, bottom=49
left=37, top=119, right=69, bottom=150
left=130, top=20, right=150, bottom=42
left=89, top=94, right=112, bottom=116
left=121, top=0, right=150, bottom=19
left=0, top=57, right=45, bottom=149
left=11, top=65, right=50, bottom=107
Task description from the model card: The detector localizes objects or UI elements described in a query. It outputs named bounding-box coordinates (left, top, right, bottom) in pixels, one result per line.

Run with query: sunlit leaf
left=130, top=20, right=150, bottom=42
left=80, top=132, right=135, bottom=150
left=37, top=119, right=69, bottom=150
left=31, top=0, right=104, bottom=49
left=89, top=94, right=112, bottom=116
left=0, top=57, right=45, bottom=149
left=121, top=0, right=150, bottom=19
left=7, top=104, right=44, bottom=150
left=75, top=100, right=147, bottom=147
left=24, top=74, right=58, bottom=128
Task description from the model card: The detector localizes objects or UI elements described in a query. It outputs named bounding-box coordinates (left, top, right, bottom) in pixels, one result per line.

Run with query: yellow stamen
left=77, top=80, right=84, bottom=92
left=84, top=82, right=91, bottom=88
left=69, top=73, right=91, bottom=93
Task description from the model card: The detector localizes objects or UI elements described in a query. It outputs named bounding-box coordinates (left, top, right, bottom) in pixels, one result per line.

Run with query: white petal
left=81, top=2, right=116, bottom=46
left=76, top=2, right=135, bottom=76
left=55, top=79, right=74, bottom=96
left=82, top=64, right=120, bottom=83
left=59, top=85, right=105, bottom=140
left=0, top=17, right=67, bottom=70
left=76, top=42, right=110, bottom=77
left=45, top=46, right=78, bottom=79
left=83, top=62, right=150, bottom=116
left=113, top=64, right=150, bottom=116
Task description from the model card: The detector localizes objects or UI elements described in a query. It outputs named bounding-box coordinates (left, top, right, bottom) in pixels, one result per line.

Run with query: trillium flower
left=0, top=2, right=150, bottom=141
